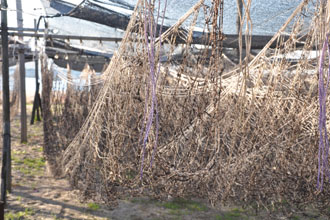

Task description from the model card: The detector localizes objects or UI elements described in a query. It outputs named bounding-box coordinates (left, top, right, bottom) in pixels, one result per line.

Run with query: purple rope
left=140, top=1, right=153, bottom=179
left=140, top=0, right=167, bottom=179
left=150, top=0, right=167, bottom=168
left=150, top=97, right=159, bottom=167
left=317, top=34, right=330, bottom=191
left=139, top=81, right=150, bottom=144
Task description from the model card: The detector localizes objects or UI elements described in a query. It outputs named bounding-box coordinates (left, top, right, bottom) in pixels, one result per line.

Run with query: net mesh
left=42, top=0, right=330, bottom=207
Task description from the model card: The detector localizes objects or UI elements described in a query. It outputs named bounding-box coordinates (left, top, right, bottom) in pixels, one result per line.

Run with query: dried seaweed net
left=41, top=57, right=102, bottom=176
left=43, top=0, right=330, bottom=208
left=10, top=63, right=20, bottom=118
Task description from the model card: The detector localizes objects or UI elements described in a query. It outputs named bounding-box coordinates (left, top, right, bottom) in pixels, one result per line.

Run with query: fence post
left=16, top=0, right=28, bottom=142
left=1, top=0, right=12, bottom=206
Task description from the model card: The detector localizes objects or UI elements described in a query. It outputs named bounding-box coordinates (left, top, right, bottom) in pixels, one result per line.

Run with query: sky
left=6, top=0, right=306, bottom=35
left=7, top=0, right=46, bottom=28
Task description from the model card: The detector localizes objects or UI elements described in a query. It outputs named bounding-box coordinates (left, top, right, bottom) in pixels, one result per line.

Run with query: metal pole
left=16, top=0, right=28, bottom=142
left=4, top=32, right=123, bottom=42
left=1, top=0, right=12, bottom=205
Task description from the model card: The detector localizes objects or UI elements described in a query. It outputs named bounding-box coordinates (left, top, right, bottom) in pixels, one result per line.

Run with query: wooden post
left=0, top=201, right=4, bottom=220
left=1, top=0, right=12, bottom=203
left=16, top=0, right=28, bottom=142
left=31, top=19, right=42, bottom=125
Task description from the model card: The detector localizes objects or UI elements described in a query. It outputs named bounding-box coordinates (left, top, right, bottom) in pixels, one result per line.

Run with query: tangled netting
left=42, top=0, right=330, bottom=208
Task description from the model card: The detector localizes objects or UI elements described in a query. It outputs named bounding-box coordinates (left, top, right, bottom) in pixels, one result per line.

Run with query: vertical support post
left=1, top=0, right=12, bottom=205
left=0, top=201, right=4, bottom=220
left=16, top=0, right=28, bottom=142
left=31, top=19, right=42, bottom=125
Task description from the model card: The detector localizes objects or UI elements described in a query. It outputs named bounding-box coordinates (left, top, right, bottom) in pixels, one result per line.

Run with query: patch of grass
left=22, top=157, right=45, bottom=170
left=162, top=198, right=208, bottom=212
left=12, top=150, right=27, bottom=155
left=5, top=208, right=35, bottom=220
left=35, top=146, right=43, bottom=152
left=215, top=215, right=223, bottom=220
left=13, top=156, right=45, bottom=175
left=87, top=202, right=100, bottom=211
left=163, top=201, right=181, bottom=210
left=216, top=208, right=247, bottom=220
left=11, top=155, right=20, bottom=164
left=5, top=211, right=26, bottom=220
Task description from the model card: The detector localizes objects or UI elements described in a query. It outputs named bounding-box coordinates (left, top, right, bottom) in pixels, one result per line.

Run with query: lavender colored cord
left=317, top=34, right=330, bottom=191
left=140, top=0, right=167, bottom=179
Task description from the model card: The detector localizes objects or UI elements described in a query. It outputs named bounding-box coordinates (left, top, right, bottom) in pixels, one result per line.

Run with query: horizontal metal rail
left=1, top=27, right=46, bottom=32
left=2, top=31, right=123, bottom=42
left=1, top=28, right=308, bottom=48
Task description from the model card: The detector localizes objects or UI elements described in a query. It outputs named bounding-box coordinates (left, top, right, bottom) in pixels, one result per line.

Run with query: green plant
left=5, top=211, right=26, bottom=220
left=5, top=208, right=35, bottom=220
left=87, top=202, right=100, bottom=211
left=22, top=157, right=45, bottom=170
left=13, top=156, right=45, bottom=176
left=35, top=146, right=43, bottom=152
left=12, top=150, right=26, bottom=156
left=163, top=201, right=181, bottom=210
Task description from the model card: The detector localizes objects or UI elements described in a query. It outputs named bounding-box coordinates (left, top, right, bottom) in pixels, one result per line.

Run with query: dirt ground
left=1, top=106, right=329, bottom=220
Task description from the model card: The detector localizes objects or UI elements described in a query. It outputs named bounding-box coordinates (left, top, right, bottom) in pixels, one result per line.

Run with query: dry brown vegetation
left=39, top=0, right=330, bottom=213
